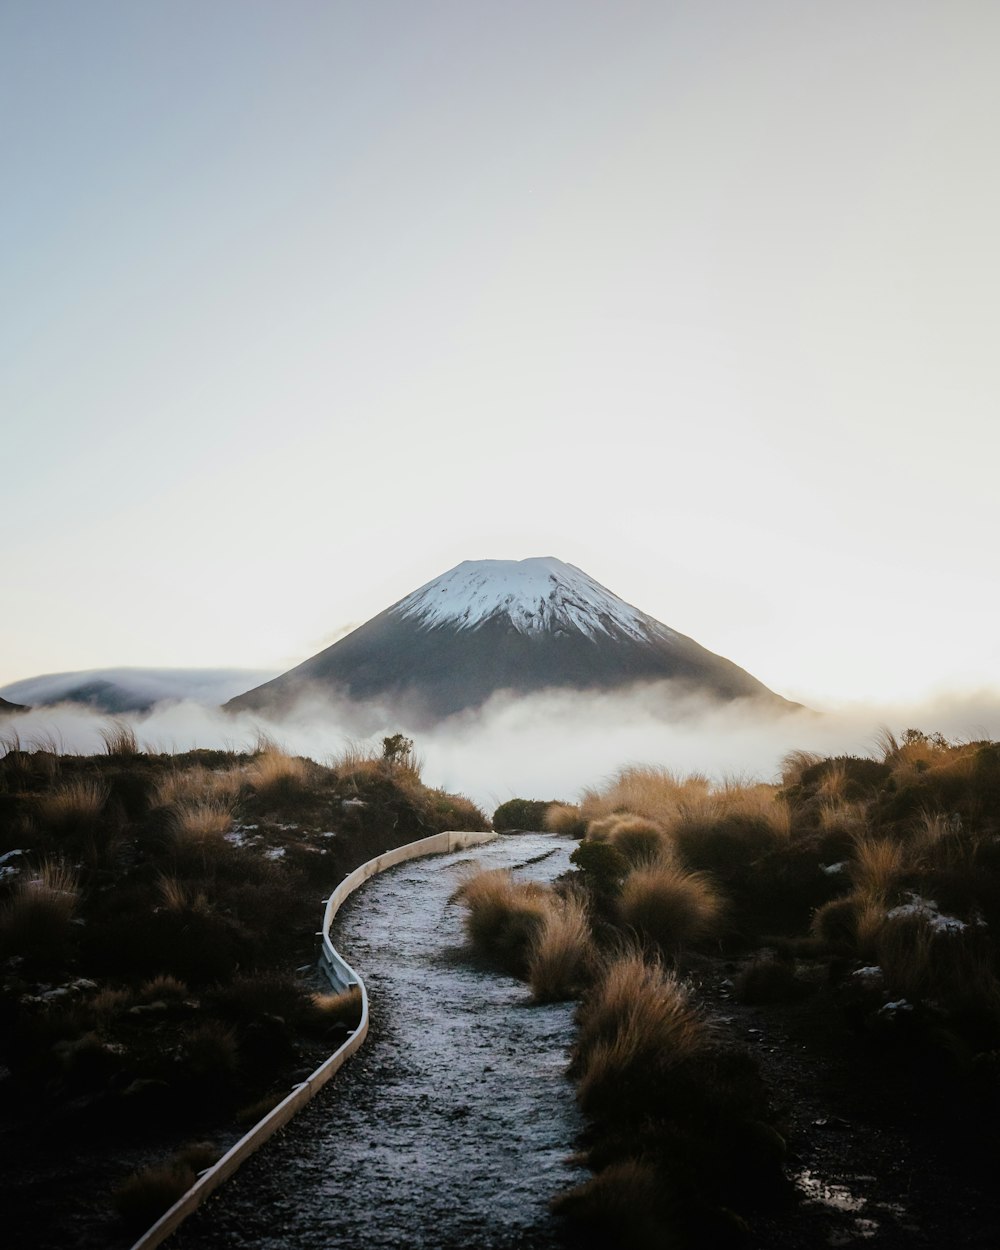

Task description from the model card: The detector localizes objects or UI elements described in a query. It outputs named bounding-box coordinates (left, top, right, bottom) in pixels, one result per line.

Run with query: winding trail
left=171, top=833, right=585, bottom=1250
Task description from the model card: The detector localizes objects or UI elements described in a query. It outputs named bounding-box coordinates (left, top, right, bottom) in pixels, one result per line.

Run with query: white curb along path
left=129, top=830, right=496, bottom=1250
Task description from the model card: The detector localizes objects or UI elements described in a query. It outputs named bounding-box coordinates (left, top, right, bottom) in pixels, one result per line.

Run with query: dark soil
left=689, top=952, right=1000, bottom=1249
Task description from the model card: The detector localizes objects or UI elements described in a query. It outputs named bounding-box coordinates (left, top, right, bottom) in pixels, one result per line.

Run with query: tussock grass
left=245, top=737, right=308, bottom=800
left=113, top=1162, right=196, bottom=1232
left=618, top=859, right=724, bottom=952
left=181, top=1021, right=240, bottom=1081
left=817, top=800, right=868, bottom=840
left=527, top=889, right=595, bottom=1002
left=157, top=875, right=212, bottom=915
left=850, top=835, right=906, bottom=897
left=156, top=766, right=242, bottom=807
left=172, top=797, right=234, bottom=844
left=574, top=950, right=707, bottom=1115
left=0, top=859, right=80, bottom=960
left=606, top=817, right=669, bottom=867
left=100, top=719, right=139, bottom=757
left=877, top=915, right=1000, bottom=1023
left=583, top=814, right=620, bottom=841
left=139, top=974, right=190, bottom=1003
left=551, top=1158, right=666, bottom=1245
left=310, top=985, right=363, bottom=1029
left=579, top=765, right=710, bottom=830
left=780, top=749, right=823, bottom=788
left=453, top=868, right=551, bottom=975
left=544, top=802, right=587, bottom=837
left=37, top=777, right=108, bottom=830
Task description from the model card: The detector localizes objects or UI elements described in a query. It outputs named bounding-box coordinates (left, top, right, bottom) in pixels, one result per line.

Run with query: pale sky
left=4, top=1, right=999, bottom=708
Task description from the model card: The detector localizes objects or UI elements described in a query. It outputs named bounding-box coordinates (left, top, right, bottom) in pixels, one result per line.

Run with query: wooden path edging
left=129, top=829, right=497, bottom=1250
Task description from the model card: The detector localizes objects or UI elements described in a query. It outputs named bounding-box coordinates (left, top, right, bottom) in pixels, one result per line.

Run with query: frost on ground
left=171, top=833, right=586, bottom=1250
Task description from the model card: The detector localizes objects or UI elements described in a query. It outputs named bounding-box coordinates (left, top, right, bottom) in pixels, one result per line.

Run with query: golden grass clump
left=779, top=748, right=823, bottom=788
left=574, top=950, right=707, bottom=1114
left=544, top=802, right=587, bottom=837
left=850, top=835, right=906, bottom=897
left=583, top=815, right=621, bottom=841
left=527, top=889, right=596, bottom=1003
left=579, top=766, right=710, bottom=830
left=310, top=985, right=363, bottom=1030
left=172, top=797, right=233, bottom=844
left=0, top=859, right=81, bottom=964
left=100, top=719, right=139, bottom=757
left=156, top=766, right=242, bottom=807
left=817, top=800, right=868, bottom=840
left=157, top=875, right=212, bottom=915
left=607, top=817, right=669, bottom=867
left=139, top=974, right=190, bottom=1003
left=245, top=738, right=308, bottom=798
left=36, top=777, right=108, bottom=832
left=617, top=860, right=724, bottom=952
left=453, top=868, right=551, bottom=975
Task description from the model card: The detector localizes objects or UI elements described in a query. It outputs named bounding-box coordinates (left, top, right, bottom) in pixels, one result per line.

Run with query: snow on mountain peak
left=392, top=557, right=672, bottom=641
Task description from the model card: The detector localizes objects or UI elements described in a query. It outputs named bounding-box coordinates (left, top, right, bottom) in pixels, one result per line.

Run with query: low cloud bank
left=3, top=681, right=1000, bottom=813
left=0, top=667, right=278, bottom=712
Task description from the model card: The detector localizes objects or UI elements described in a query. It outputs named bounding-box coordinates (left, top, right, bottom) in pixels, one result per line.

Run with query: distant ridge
left=0, top=668, right=278, bottom=714
left=228, top=557, right=797, bottom=722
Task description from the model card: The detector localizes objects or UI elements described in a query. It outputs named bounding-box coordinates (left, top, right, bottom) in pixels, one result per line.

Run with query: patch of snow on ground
left=887, top=893, right=967, bottom=933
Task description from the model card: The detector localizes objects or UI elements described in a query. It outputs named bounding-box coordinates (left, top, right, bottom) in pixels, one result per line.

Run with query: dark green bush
left=492, top=798, right=556, bottom=831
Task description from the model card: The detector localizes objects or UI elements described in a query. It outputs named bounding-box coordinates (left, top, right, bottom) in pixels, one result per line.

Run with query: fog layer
left=4, top=681, right=1000, bottom=813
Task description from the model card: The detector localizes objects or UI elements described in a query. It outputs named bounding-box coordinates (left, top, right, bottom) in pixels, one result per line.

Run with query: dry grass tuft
left=36, top=777, right=108, bottom=832
left=113, top=1162, right=196, bottom=1231
left=172, top=797, right=233, bottom=844
left=139, top=974, right=190, bottom=1003
left=579, top=766, right=710, bottom=830
left=245, top=738, right=308, bottom=799
left=850, top=836, right=906, bottom=897
left=309, top=985, right=363, bottom=1029
left=780, top=748, right=823, bottom=788
left=618, top=860, right=724, bottom=952
left=607, top=817, right=669, bottom=867
left=527, top=889, right=596, bottom=1003
left=544, top=803, right=587, bottom=837
left=453, top=868, right=551, bottom=975
left=100, top=719, right=139, bottom=757
left=157, top=875, right=212, bottom=915
left=0, top=859, right=80, bottom=953
left=156, top=766, right=242, bottom=807
left=574, top=949, right=707, bottom=1113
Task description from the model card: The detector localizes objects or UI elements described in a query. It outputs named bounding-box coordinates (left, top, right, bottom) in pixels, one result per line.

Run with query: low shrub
left=492, top=798, right=554, bottom=832
left=570, top=840, right=628, bottom=901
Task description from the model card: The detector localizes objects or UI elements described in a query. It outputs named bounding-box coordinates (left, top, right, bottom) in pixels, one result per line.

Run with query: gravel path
left=171, top=833, right=586, bottom=1250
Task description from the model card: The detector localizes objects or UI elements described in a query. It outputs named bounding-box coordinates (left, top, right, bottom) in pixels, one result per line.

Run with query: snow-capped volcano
left=227, top=557, right=795, bottom=722
left=395, top=557, right=672, bottom=642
